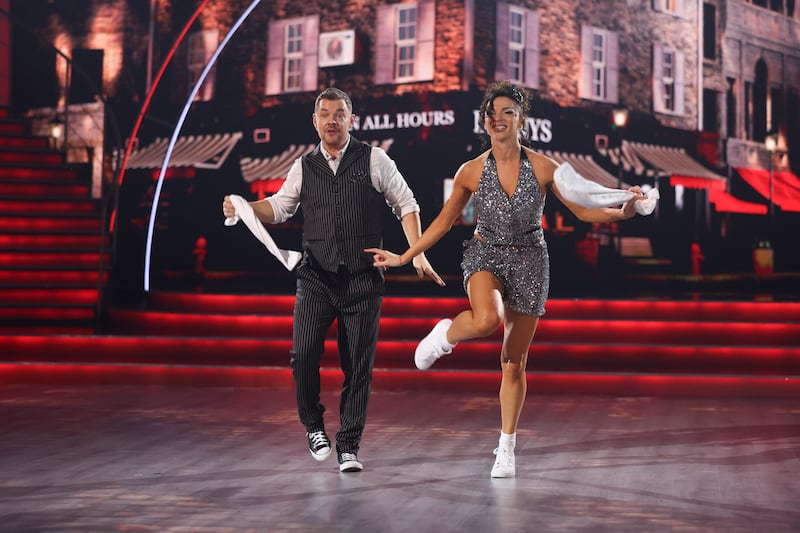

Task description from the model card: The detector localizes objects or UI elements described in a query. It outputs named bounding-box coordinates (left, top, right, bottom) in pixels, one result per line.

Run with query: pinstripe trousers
left=290, top=262, right=384, bottom=455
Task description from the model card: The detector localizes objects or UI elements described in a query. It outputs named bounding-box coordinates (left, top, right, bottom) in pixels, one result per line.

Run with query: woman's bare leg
left=445, top=271, right=505, bottom=344
left=498, top=308, right=539, bottom=434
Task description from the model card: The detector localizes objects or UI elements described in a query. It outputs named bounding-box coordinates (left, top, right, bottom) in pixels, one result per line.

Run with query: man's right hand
left=223, top=195, right=236, bottom=218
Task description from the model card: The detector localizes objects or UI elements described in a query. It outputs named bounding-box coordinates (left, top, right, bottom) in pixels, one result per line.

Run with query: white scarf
left=224, top=194, right=302, bottom=271
left=553, top=163, right=659, bottom=216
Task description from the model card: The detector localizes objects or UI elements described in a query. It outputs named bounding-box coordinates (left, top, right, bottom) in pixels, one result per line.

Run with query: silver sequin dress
left=460, top=150, right=550, bottom=316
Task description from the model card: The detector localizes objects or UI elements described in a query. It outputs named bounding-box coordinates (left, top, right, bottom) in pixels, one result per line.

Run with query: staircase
left=0, top=110, right=106, bottom=334
left=1, top=290, right=798, bottom=396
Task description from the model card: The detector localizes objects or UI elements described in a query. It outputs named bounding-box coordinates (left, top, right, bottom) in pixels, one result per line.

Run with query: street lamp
left=612, top=106, right=629, bottom=189
left=48, top=115, right=64, bottom=150
left=765, top=130, right=778, bottom=227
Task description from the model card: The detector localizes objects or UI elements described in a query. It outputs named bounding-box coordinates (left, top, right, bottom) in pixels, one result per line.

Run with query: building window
left=395, top=5, right=417, bottom=80
left=653, top=0, right=686, bottom=16
left=580, top=25, right=618, bottom=103
left=495, top=3, right=540, bottom=89
left=508, top=7, right=524, bottom=83
left=284, top=22, right=303, bottom=91
left=726, top=77, right=737, bottom=138
left=703, top=3, right=716, bottom=60
left=375, top=1, right=435, bottom=85
left=266, top=16, right=319, bottom=95
left=187, top=30, right=218, bottom=101
left=749, top=0, right=793, bottom=15
left=744, top=80, right=752, bottom=140
left=653, top=43, right=684, bottom=115
left=703, top=88, right=719, bottom=132
left=662, top=49, right=676, bottom=111
left=752, top=59, right=768, bottom=142
left=770, top=87, right=784, bottom=136
left=591, top=30, right=607, bottom=100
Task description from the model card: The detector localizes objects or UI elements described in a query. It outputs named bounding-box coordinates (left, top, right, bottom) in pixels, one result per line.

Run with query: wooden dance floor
left=1, top=383, right=798, bottom=532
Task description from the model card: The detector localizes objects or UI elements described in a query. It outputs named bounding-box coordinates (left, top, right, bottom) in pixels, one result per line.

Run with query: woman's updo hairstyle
left=477, top=81, right=530, bottom=134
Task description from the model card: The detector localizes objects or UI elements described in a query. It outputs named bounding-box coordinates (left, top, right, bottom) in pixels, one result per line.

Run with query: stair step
left=0, top=250, right=106, bottom=267
left=0, top=182, right=89, bottom=197
left=0, top=361, right=794, bottom=396
left=0, top=122, right=28, bottom=135
left=0, top=268, right=106, bottom=284
left=0, top=325, right=95, bottom=334
left=0, top=335, right=796, bottom=375
left=0, top=135, right=51, bottom=150
left=0, top=167, right=79, bottom=180
left=145, top=292, right=800, bottom=323
left=0, top=287, right=100, bottom=304
left=0, top=151, right=65, bottom=166
left=0, top=305, right=95, bottom=320
left=0, top=233, right=107, bottom=248
left=0, top=214, right=102, bottom=232
left=0, top=198, right=98, bottom=214
left=106, top=308, right=800, bottom=347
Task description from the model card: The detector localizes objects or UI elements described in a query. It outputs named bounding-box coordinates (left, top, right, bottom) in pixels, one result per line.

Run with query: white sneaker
left=414, top=319, right=454, bottom=370
left=491, top=447, right=515, bottom=478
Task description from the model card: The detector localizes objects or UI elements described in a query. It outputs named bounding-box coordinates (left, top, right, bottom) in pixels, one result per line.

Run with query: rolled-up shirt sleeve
left=370, top=147, right=420, bottom=220
left=266, top=158, right=302, bottom=224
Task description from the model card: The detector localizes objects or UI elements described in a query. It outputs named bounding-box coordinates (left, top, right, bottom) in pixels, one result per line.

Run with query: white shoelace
left=309, top=432, right=329, bottom=448
left=340, top=452, right=358, bottom=462
left=492, top=447, right=514, bottom=471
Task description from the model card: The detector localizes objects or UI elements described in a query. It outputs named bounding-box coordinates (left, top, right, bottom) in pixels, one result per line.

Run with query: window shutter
left=523, top=9, right=540, bottom=90
left=416, top=0, right=435, bottom=81
left=302, top=16, right=319, bottom=92
left=653, top=43, right=664, bottom=113
left=495, top=2, right=509, bottom=81
left=676, top=0, right=687, bottom=18
left=675, top=49, right=685, bottom=114
left=606, top=31, right=618, bottom=103
left=266, top=20, right=285, bottom=95
left=579, top=25, right=593, bottom=99
left=198, top=29, right=219, bottom=101
left=375, top=4, right=394, bottom=84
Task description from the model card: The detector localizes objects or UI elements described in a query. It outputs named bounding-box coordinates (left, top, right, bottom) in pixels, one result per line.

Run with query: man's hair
left=315, top=87, right=353, bottom=113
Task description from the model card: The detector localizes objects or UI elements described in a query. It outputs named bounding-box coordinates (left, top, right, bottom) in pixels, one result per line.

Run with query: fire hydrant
left=193, top=236, right=208, bottom=275
left=690, top=242, right=704, bottom=276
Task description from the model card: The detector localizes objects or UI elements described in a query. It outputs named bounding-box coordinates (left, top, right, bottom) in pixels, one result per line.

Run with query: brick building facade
left=7, top=0, right=799, bottom=291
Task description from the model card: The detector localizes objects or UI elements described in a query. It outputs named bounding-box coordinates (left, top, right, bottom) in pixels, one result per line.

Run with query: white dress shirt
left=266, top=136, right=421, bottom=224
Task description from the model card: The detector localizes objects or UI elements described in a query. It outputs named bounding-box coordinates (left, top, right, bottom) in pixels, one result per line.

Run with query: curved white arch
left=144, top=0, right=263, bottom=292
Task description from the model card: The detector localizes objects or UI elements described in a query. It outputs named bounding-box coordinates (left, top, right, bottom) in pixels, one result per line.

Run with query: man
left=223, top=88, right=442, bottom=472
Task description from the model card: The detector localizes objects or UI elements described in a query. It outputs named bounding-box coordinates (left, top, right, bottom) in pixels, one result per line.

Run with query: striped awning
left=735, top=167, right=800, bottom=213
left=708, top=189, right=767, bottom=215
left=126, top=132, right=242, bottom=170
left=628, top=142, right=726, bottom=191
left=239, top=144, right=315, bottom=183
left=544, top=150, right=627, bottom=189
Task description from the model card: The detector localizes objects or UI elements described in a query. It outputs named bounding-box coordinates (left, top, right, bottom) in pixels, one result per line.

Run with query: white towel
left=224, top=194, right=302, bottom=271
left=553, top=162, right=659, bottom=216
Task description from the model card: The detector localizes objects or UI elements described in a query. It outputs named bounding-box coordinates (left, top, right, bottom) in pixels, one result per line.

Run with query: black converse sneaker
left=338, top=452, right=363, bottom=472
left=307, top=430, right=331, bottom=461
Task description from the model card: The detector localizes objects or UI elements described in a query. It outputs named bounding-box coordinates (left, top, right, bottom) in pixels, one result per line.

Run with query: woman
left=365, top=81, right=646, bottom=478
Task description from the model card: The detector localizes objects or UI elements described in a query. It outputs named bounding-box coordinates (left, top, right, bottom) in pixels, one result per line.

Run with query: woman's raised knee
left=473, top=312, right=502, bottom=337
